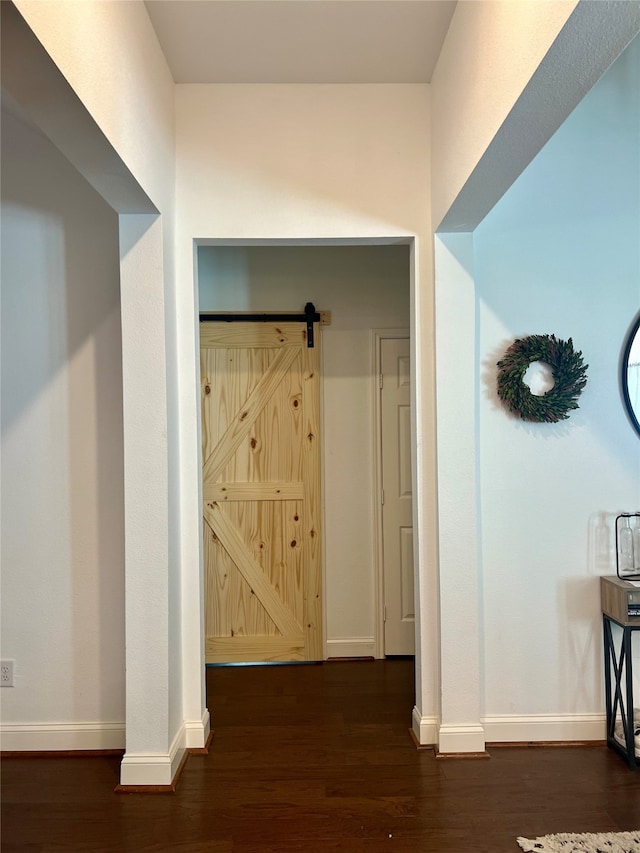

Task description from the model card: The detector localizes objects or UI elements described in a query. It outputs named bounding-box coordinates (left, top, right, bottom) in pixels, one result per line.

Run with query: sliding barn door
left=200, top=322, right=321, bottom=663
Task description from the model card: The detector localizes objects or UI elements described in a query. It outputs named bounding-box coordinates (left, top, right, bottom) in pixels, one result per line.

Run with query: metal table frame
left=603, top=613, right=639, bottom=769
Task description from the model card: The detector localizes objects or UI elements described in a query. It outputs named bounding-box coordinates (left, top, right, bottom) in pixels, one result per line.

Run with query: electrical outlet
left=1, top=661, right=14, bottom=687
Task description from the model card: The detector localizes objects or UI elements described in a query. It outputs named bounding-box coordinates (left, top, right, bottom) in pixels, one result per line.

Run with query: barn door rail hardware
left=200, top=302, right=322, bottom=347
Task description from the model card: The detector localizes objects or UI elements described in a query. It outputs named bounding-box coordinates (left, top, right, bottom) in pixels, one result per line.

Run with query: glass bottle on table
left=619, top=516, right=635, bottom=575
left=632, top=516, right=640, bottom=572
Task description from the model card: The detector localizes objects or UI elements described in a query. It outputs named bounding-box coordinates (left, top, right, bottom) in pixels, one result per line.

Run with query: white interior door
left=381, top=337, right=415, bottom=655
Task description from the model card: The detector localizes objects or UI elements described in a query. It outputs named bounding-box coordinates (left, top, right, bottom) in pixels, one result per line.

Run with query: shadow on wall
left=557, top=575, right=602, bottom=713
left=1, top=107, right=122, bottom=431
left=1, top=105, right=125, bottom=724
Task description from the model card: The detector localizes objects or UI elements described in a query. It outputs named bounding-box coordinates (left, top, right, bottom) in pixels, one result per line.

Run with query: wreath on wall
left=496, top=334, right=588, bottom=423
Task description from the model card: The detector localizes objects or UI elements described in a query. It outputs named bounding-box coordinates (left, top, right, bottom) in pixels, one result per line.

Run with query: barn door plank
left=204, top=482, right=304, bottom=502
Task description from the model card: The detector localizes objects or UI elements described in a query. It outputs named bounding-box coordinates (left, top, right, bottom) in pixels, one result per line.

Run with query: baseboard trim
left=1, top=712, right=212, bottom=788
left=0, top=722, right=125, bottom=752
left=487, top=740, right=606, bottom=748
left=325, top=638, right=376, bottom=659
left=1, top=749, right=124, bottom=759
left=115, top=747, right=189, bottom=794
left=438, top=723, right=486, bottom=754
left=116, top=714, right=214, bottom=791
left=119, top=723, right=186, bottom=787
left=411, top=706, right=438, bottom=746
left=482, top=713, right=606, bottom=743
left=184, top=708, right=211, bottom=750
left=189, top=727, right=214, bottom=755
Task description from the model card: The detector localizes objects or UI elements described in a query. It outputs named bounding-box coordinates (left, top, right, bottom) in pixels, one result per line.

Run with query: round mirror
left=622, top=314, right=640, bottom=437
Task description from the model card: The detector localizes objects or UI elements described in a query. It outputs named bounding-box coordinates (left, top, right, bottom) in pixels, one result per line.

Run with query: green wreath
left=496, top=334, right=588, bottom=423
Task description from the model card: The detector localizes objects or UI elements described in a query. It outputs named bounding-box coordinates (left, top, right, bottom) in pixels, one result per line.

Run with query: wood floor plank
left=2, top=659, right=639, bottom=852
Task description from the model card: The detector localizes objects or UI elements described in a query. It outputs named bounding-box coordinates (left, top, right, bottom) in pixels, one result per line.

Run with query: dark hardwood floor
left=2, top=659, right=639, bottom=852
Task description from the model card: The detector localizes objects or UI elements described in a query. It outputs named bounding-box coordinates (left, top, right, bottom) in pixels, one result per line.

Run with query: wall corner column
left=119, top=214, right=175, bottom=785
left=434, top=233, right=485, bottom=755
left=410, top=235, right=441, bottom=746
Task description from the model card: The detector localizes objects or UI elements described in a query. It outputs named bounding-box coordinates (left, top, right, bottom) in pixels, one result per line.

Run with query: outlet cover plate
left=1, top=660, right=15, bottom=687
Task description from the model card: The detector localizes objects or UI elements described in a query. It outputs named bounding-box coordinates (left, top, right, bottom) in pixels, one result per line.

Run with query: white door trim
left=372, top=329, right=410, bottom=659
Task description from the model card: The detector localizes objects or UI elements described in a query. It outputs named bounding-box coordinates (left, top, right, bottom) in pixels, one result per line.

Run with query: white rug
left=517, top=831, right=640, bottom=853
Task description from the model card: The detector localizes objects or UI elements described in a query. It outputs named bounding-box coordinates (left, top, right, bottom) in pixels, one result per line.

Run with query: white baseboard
left=438, top=723, right=486, bottom=754
left=184, top=708, right=211, bottom=749
left=325, top=637, right=376, bottom=658
left=411, top=706, right=438, bottom=745
left=410, top=711, right=607, bottom=752
left=0, top=722, right=125, bottom=751
left=119, top=724, right=186, bottom=787
left=482, top=713, right=606, bottom=743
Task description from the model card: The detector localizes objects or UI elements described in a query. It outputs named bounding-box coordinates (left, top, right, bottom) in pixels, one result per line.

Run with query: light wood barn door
left=200, top=322, right=322, bottom=663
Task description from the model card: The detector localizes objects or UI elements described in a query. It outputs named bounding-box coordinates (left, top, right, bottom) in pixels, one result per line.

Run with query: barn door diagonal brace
left=199, top=302, right=323, bottom=347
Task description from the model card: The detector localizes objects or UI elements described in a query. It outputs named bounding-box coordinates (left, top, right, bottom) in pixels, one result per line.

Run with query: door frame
left=191, top=239, right=428, bottom=715
left=372, top=328, right=410, bottom=660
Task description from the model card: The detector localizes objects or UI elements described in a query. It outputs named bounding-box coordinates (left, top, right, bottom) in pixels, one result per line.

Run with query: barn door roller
left=200, top=302, right=321, bottom=347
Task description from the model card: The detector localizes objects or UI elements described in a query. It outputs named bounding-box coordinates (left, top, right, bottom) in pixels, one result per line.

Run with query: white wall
left=13, top=0, right=174, bottom=213
left=176, top=83, right=439, bottom=724
left=431, top=0, right=578, bottom=230
left=198, top=245, right=410, bottom=655
left=6, top=0, right=206, bottom=783
left=474, top=34, right=640, bottom=737
left=1, top=109, right=124, bottom=748
left=431, top=0, right=640, bottom=231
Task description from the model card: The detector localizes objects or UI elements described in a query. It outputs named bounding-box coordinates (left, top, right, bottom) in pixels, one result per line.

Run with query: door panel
left=381, top=337, right=415, bottom=656
left=201, top=321, right=321, bottom=663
